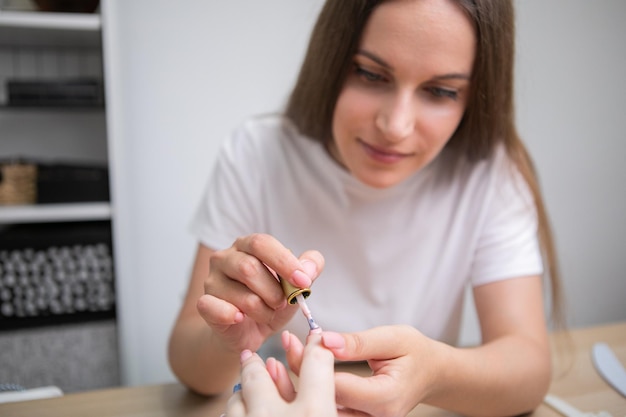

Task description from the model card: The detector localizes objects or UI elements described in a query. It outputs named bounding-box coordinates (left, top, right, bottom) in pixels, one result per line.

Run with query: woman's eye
left=427, top=87, right=458, bottom=100
left=355, top=66, right=385, bottom=83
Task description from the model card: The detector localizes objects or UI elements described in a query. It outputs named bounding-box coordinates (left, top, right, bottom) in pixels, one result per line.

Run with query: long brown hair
left=285, top=0, right=564, bottom=327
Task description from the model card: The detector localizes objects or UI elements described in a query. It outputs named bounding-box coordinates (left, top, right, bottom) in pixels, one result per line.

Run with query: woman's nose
left=375, top=92, right=415, bottom=142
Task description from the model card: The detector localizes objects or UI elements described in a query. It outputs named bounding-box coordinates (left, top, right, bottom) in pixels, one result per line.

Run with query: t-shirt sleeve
left=189, top=123, right=265, bottom=251
left=470, top=154, right=544, bottom=287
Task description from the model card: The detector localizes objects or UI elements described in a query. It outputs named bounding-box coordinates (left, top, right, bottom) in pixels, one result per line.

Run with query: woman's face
left=330, top=0, right=476, bottom=188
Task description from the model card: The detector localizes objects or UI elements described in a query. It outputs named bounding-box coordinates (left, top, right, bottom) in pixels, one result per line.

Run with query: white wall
left=515, top=0, right=626, bottom=326
left=103, top=1, right=626, bottom=386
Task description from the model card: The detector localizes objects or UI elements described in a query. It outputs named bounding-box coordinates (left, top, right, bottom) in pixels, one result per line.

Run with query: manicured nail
left=234, top=311, right=245, bottom=323
left=321, top=331, right=345, bottom=349
left=281, top=330, right=292, bottom=352
left=232, top=382, right=242, bottom=393
left=300, top=259, right=317, bottom=278
left=291, top=270, right=311, bottom=288
left=266, top=357, right=279, bottom=381
left=240, top=349, right=253, bottom=362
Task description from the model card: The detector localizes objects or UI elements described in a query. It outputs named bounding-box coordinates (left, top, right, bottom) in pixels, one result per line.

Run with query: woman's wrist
left=418, top=337, right=458, bottom=405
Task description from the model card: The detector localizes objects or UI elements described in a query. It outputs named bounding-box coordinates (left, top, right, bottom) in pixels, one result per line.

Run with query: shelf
left=0, top=202, right=112, bottom=224
left=0, top=10, right=101, bottom=47
left=0, top=10, right=100, bottom=30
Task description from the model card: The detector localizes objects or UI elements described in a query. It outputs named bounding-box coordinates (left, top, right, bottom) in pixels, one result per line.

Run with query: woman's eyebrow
left=356, top=48, right=471, bottom=81
left=431, top=73, right=471, bottom=81
left=357, top=49, right=391, bottom=69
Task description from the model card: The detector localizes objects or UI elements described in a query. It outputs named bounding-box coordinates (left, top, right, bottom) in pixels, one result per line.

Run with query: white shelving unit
left=0, top=6, right=109, bottom=224
left=0, top=5, right=120, bottom=393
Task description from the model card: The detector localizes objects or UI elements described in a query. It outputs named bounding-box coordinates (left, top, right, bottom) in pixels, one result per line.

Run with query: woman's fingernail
left=321, top=331, right=345, bottom=349
left=291, top=270, right=311, bottom=288
left=300, top=259, right=317, bottom=278
left=232, top=382, right=242, bottom=393
left=240, top=349, right=253, bottom=362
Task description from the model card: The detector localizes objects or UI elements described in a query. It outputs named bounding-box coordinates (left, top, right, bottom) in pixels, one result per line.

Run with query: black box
left=36, top=163, right=110, bottom=204
left=7, top=78, right=105, bottom=107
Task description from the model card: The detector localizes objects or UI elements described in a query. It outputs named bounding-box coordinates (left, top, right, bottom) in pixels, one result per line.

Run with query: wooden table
left=1, top=322, right=625, bottom=417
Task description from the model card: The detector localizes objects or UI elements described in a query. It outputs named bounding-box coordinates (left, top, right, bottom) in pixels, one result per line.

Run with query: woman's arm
left=426, top=275, right=550, bottom=416
left=168, top=244, right=241, bottom=395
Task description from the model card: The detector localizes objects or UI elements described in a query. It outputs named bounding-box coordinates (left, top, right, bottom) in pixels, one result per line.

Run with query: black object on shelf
left=36, top=162, right=110, bottom=204
left=7, top=78, right=105, bottom=108
left=0, top=221, right=116, bottom=331
left=34, top=0, right=100, bottom=13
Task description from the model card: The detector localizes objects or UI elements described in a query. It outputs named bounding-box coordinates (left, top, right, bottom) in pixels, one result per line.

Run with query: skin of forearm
left=168, top=319, right=240, bottom=395
left=424, top=334, right=550, bottom=417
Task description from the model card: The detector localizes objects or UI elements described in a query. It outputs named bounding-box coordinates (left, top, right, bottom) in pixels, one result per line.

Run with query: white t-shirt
left=191, top=114, right=543, bottom=345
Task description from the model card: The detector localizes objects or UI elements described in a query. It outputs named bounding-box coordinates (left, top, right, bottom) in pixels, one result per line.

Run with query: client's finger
left=266, top=357, right=296, bottom=401
left=282, top=330, right=305, bottom=375
left=239, top=350, right=282, bottom=409
left=297, top=333, right=335, bottom=404
left=225, top=390, right=245, bottom=417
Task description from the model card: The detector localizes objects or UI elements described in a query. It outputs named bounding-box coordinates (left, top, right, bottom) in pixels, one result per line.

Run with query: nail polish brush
left=279, top=277, right=322, bottom=334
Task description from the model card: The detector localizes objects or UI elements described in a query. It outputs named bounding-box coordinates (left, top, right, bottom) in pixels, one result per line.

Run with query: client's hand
left=223, top=333, right=338, bottom=417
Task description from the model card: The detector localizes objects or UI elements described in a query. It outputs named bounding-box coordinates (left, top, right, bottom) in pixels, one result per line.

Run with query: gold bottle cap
left=279, top=276, right=311, bottom=305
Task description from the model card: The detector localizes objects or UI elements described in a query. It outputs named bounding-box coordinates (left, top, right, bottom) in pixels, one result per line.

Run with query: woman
left=169, top=0, right=562, bottom=415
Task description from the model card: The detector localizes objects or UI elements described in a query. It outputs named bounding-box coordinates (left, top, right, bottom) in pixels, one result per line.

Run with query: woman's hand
left=196, top=233, right=324, bottom=353
left=282, top=278, right=550, bottom=416
left=284, top=326, right=446, bottom=417
left=224, top=333, right=339, bottom=417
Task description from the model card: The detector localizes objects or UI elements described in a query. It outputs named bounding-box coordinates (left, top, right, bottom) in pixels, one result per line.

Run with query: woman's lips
left=358, top=139, right=413, bottom=164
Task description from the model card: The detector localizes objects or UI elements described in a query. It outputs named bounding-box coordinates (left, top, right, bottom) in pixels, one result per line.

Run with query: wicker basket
left=0, top=161, right=37, bottom=205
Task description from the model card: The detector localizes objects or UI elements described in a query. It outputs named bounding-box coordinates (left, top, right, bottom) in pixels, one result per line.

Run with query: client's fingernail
left=321, top=331, right=345, bottom=349
left=232, top=382, right=242, bottom=393
left=234, top=311, right=245, bottom=323
left=266, top=357, right=279, bottom=381
left=281, top=330, right=291, bottom=351
left=240, top=349, right=253, bottom=362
